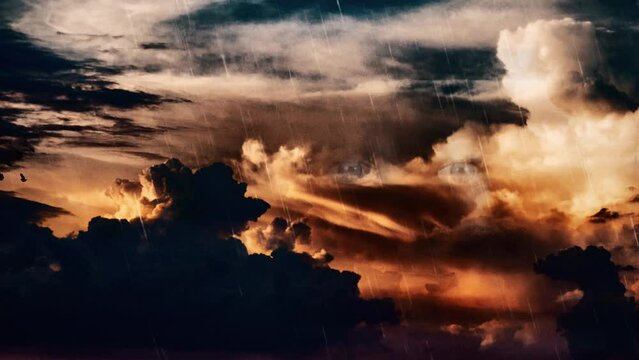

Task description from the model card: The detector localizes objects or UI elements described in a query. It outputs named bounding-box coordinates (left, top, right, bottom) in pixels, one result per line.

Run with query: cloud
left=231, top=138, right=573, bottom=276
left=4, top=0, right=542, bottom=181
left=559, top=0, right=639, bottom=21
left=433, top=18, right=639, bottom=221
left=441, top=319, right=534, bottom=348
left=0, top=190, right=69, bottom=280
left=498, top=18, right=637, bottom=116
left=473, top=319, right=521, bottom=348
left=0, top=160, right=398, bottom=352
left=247, top=216, right=312, bottom=251
left=535, top=246, right=639, bottom=359
left=0, top=120, right=36, bottom=171
left=176, top=0, right=438, bottom=26
left=106, top=158, right=271, bottom=236
left=0, top=24, right=167, bottom=112
left=0, top=22, right=174, bottom=170
left=588, top=207, right=621, bottom=224
left=298, top=198, right=572, bottom=275
left=13, top=0, right=558, bottom=96
left=0, top=190, right=70, bottom=230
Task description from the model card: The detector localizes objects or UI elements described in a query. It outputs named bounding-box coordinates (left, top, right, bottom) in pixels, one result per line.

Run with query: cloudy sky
left=1, top=0, right=639, bottom=359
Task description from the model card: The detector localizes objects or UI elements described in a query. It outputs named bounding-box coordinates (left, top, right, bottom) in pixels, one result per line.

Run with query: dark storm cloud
left=417, top=208, right=572, bottom=271
left=0, top=2, right=180, bottom=170
left=0, top=160, right=398, bottom=352
left=194, top=92, right=528, bottom=174
left=139, top=159, right=270, bottom=234
left=0, top=190, right=70, bottom=227
left=0, top=114, right=37, bottom=171
left=172, top=0, right=441, bottom=28
left=140, top=42, right=170, bottom=50
left=309, top=201, right=571, bottom=273
left=594, top=26, right=639, bottom=107
left=377, top=319, right=569, bottom=360
left=258, top=217, right=312, bottom=251
left=559, top=0, right=639, bottom=21
left=588, top=208, right=621, bottom=224
left=386, top=47, right=506, bottom=83
left=403, top=296, right=532, bottom=329
left=165, top=2, right=507, bottom=97
left=313, top=182, right=474, bottom=230
left=0, top=26, right=164, bottom=112
left=0, top=191, right=65, bottom=280
left=556, top=0, right=639, bottom=113
left=555, top=67, right=638, bottom=115
left=535, top=246, right=639, bottom=360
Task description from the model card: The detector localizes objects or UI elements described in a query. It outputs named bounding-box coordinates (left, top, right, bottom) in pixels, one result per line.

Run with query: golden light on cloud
left=3, top=0, right=639, bottom=357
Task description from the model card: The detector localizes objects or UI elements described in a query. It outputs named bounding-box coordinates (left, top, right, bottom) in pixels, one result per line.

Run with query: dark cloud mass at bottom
left=535, top=246, right=639, bottom=360
left=0, top=160, right=398, bottom=353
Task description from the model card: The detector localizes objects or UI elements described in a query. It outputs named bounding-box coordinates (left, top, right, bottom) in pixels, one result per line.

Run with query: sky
left=1, top=0, right=639, bottom=359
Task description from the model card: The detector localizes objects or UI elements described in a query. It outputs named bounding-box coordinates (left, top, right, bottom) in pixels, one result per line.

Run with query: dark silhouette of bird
left=19, top=173, right=27, bottom=182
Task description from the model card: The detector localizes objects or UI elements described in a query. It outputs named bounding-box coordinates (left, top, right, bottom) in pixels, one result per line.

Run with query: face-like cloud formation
left=232, top=138, right=574, bottom=274
left=2, top=0, right=639, bottom=357
left=0, top=160, right=398, bottom=352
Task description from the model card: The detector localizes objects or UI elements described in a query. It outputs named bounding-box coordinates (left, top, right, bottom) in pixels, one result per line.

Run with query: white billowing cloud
left=234, top=139, right=422, bottom=242
left=12, top=0, right=561, bottom=97
left=111, top=71, right=299, bottom=101
left=434, top=18, right=639, bottom=220
left=496, top=17, right=634, bottom=117
left=210, top=0, right=558, bottom=88
left=12, top=0, right=221, bottom=65
left=380, top=0, right=558, bottom=47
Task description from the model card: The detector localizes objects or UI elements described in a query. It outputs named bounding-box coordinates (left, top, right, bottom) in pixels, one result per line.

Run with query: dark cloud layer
left=309, top=201, right=571, bottom=273
left=314, top=182, right=474, bottom=230
left=560, top=0, right=639, bottom=21
left=588, top=208, right=621, bottom=224
left=257, top=217, right=312, bottom=251
left=535, top=246, right=639, bottom=360
left=136, top=159, right=270, bottom=235
left=0, top=2, right=179, bottom=170
left=0, top=190, right=70, bottom=241
left=173, top=0, right=441, bottom=28
left=0, top=160, right=397, bottom=352
left=388, top=47, right=506, bottom=84
left=555, top=0, right=639, bottom=114
left=184, top=92, right=529, bottom=176
left=0, top=20, right=163, bottom=112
